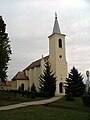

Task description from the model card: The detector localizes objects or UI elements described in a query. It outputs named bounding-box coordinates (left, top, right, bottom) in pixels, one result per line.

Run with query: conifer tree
left=65, top=66, right=85, bottom=97
left=39, top=61, right=56, bottom=97
left=31, top=83, right=36, bottom=92
left=0, top=16, right=12, bottom=82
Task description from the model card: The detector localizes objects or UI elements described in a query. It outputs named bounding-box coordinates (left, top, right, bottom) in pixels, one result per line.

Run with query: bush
left=82, top=94, right=90, bottom=107
left=87, top=87, right=90, bottom=95
left=39, top=92, right=50, bottom=98
left=31, top=83, right=36, bottom=92
left=26, top=91, right=30, bottom=98
left=65, top=93, right=74, bottom=101
left=30, top=92, right=36, bottom=99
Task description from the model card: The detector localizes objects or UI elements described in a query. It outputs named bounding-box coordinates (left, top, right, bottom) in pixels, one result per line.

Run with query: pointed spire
left=52, top=12, right=61, bottom=34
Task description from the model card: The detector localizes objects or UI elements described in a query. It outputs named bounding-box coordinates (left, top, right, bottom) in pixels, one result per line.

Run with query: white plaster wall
left=28, top=66, right=41, bottom=92
left=12, top=81, right=17, bottom=90
left=17, top=80, right=29, bottom=91
left=49, top=33, right=67, bottom=95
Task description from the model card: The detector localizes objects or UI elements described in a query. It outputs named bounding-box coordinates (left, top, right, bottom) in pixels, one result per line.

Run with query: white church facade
left=12, top=14, right=68, bottom=95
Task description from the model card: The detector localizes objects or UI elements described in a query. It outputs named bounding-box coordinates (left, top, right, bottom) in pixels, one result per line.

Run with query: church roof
left=12, top=71, right=29, bottom=81
left=24, top=55, right=49, bottom=70
left=52, top=13, right=61, bottom=34
left=12, top=56, right=49, bottom=81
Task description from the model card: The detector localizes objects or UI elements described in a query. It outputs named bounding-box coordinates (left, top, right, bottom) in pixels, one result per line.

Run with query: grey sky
left=0, top=0, right=90, bottom=80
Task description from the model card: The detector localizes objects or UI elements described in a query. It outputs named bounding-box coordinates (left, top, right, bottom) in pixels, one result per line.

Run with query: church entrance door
left=21, top=84, right=24, bottom=91
left=59, top=82, right=63, bottom=93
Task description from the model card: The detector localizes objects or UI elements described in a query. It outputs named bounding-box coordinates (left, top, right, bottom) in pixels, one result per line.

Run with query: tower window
left=59, top=39, right=62, bottom=48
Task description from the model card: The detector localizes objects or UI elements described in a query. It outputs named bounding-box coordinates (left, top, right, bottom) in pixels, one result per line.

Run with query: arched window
left=59, top=39, right=62, bottom=48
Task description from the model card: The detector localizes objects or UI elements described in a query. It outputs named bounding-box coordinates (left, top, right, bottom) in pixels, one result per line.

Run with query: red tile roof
left=24, top=55, right=49, bottom=71
left=12, top=55, right=49, bottom=81
left=0, top=81, right=12, bottom=86
left=12, top=71, right=29, bottom=81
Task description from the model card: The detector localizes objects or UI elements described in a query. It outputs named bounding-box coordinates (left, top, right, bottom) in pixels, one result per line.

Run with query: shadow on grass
left=43, top=97, right=90, bottom=112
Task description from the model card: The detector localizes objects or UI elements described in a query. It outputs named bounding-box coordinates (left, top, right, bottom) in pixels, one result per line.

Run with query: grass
left=0, top=90, right=48, bottom=107
left=0, top=97, right=90, bottom=120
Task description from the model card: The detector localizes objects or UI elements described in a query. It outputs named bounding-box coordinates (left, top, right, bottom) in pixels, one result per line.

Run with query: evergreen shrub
left=82, top=94, right=90, bottom=107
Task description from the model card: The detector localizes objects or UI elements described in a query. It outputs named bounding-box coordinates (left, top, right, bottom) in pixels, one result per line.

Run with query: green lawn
left=0, top=90, right=47, bottom=107
left=0, top=97, right=90, bottom=120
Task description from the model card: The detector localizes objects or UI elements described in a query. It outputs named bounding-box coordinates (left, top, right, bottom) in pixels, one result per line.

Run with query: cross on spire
left=55, top=12, right=57, bottom=19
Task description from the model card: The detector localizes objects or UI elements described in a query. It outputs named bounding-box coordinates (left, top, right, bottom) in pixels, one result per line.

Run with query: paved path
left=0, top=96, right=63, bottom=111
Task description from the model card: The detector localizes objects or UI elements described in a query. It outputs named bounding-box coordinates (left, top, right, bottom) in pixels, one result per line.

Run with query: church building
left=12, top=13, right=68, bottom=95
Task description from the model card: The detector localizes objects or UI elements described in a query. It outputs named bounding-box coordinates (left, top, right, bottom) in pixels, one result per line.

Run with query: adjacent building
left=0, top=81, right=12, bottom=90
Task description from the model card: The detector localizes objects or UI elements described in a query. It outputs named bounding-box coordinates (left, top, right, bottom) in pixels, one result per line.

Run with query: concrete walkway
left=0, top=96, right=63, bottom=111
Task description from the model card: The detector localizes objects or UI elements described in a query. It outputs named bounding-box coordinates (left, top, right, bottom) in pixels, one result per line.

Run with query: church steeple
left=49, top=13, right=67, bottom=95
left=52, top=12, right=61, bottom=34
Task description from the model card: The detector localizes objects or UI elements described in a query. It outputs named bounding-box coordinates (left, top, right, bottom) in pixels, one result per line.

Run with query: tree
left=31, top=83, right=36, bottom=92
left=39, top=61, right=56, bottom=97
left=30, top=83, right=36, bottom=99
left=0, top=16, right=12, bottom=82
left=65, top=66, right=85, bottom=97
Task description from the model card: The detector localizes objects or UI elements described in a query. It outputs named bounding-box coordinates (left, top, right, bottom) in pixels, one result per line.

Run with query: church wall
left=55, top=64, right=67, bottom=94
left=17, top=80, right=29, bottom=91
left=56, top=34, right=66, bottom=61
left=12, top=81, right=17, bottom=90
left=49, top=34, right=56, bottom=73
left=12, top=80, right=29, bottom=91
left=28, top=68, right=34, bottom=90
left=56, top=35, right=67, bottom=94
left=28, top=66, right=41, bottom=92
left=34, top=66, right=41, bottom=91
left=49, top=33, right=67, bottom=95
left=25, top=70, right=29, bottom=77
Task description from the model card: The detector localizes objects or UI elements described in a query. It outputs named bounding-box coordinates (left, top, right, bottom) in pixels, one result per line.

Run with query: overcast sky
left=0, top=0, right=90, bottom=80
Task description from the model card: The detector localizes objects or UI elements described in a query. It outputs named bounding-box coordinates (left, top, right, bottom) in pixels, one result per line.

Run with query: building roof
left=12, top=71, right=29, bottom=81
left=0, top=81, right=12, bottom=86
left=24, top=55, right=49, bottom=71
left=52, top=12, right=61, bottom=34
left=12, top=55, right=49, bottom=81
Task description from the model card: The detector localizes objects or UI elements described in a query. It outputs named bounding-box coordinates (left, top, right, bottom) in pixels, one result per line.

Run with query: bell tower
left=48, top=13, right=67, bottom=95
